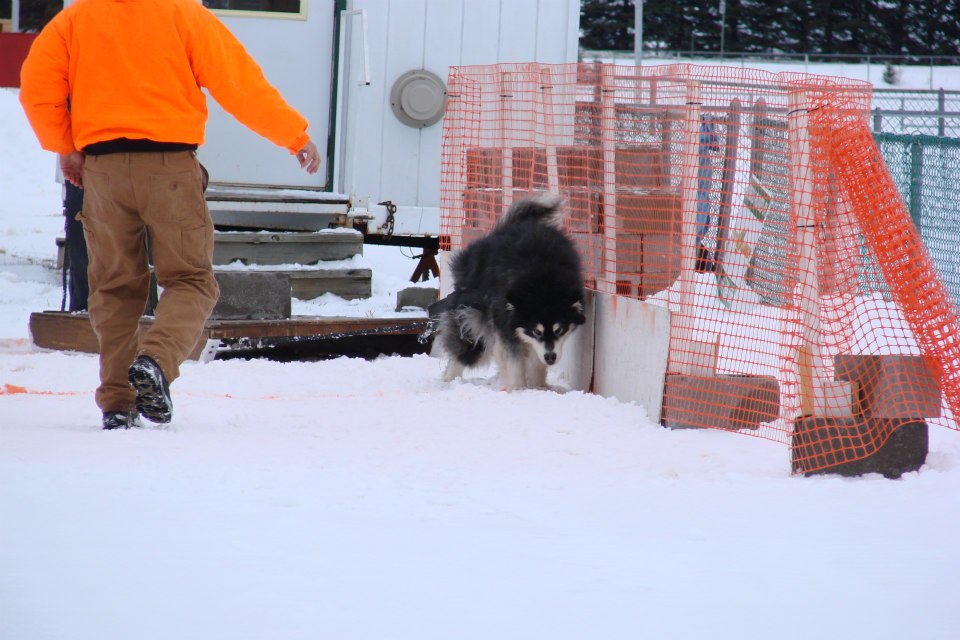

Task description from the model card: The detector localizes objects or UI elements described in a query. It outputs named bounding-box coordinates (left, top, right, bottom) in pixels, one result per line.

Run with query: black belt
left=83, top=138, right=198, bottom=155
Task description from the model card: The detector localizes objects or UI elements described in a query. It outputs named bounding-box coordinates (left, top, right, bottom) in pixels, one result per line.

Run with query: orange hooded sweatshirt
left=19, top=0, right=310, bottom=156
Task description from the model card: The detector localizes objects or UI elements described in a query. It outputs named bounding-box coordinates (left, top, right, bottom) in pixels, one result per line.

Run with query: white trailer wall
left=200, top=7, right=335, bottom=189
left=336, top=0, right=581, bottom=235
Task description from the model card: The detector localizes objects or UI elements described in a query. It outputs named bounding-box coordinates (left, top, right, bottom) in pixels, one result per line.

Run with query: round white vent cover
left=390, top=69, right=447, bottom=128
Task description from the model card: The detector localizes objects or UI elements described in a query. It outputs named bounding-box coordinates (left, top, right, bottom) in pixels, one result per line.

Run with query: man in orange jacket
left=20, top=0, right=321, bottom=430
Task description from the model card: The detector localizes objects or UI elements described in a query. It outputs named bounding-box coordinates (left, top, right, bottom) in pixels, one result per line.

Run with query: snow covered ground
left=3, top=59, right=960, bottom=640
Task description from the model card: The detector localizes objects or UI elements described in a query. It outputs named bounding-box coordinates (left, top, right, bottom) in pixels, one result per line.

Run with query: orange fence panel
left=439, top=63, right=959, bottom=474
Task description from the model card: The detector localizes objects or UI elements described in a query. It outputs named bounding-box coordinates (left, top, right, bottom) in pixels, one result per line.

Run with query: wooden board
left=29, top=312, right=428, bottom=361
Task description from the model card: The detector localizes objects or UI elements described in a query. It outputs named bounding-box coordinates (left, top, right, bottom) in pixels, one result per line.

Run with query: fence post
left=788, top=91, right=819, bottom=418
left=909, top=139, right=924, bottom=229
left=787, top=89, right=852, bottom=419
left=668, top=80, right=705, bottom=375
left=600, top=64, right=618, bottom=296
left=441, top=72, right=466, bottom=254
left=499, top=71, right=515, bottom=209
left=539, top=67, right=560, bottom=194
left=938, top=88, right=946, bottom=137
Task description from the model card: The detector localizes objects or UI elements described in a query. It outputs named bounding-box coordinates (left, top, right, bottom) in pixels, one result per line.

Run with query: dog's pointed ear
left=572, top=301, right=586, bottom=325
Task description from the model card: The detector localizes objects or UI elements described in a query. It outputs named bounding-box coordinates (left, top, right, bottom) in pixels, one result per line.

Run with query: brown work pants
left=79, top=151, right=219, bottom=413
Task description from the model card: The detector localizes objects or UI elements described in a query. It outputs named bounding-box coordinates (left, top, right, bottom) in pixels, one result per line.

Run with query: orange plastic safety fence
left=439, top=63, right=960, bottom=474
left=818, top=109, right=960, bottom=408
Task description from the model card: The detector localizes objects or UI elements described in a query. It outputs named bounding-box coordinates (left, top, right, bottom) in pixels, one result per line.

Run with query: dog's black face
left=508, top=293, right=586, bottom=366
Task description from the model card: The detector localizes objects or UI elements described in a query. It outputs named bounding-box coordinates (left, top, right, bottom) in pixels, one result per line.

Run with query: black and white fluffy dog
left=433, top=195, right=586, bottom=390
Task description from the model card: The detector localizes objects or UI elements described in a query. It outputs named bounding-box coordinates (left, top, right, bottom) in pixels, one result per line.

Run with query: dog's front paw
left=442, top=360, right=465, bottom=383
left=498, top=376, right=528, bottom=392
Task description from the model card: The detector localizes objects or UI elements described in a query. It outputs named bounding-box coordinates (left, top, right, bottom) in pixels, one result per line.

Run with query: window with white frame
left=202, top=1, right=304, bottom=17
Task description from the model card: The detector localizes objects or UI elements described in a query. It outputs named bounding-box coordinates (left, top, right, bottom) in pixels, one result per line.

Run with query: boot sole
left=128, top=363, right=173, bottom=424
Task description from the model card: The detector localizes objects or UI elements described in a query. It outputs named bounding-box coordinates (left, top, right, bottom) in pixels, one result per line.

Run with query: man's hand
left=295, top=141, right=321, bottom=175
left=60, top=151, right=85, bottom=188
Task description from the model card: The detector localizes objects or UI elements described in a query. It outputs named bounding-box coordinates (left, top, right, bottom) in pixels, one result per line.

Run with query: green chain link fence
left=877, top=133, right=960, bottom=307
left=873, top=90, right=960, bottom=138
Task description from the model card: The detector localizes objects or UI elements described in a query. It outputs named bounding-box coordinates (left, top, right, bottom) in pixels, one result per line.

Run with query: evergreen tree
left=902, top=0, right=960, bottom=56
left=877, top=0, right=910, bottom=55
left=580, top=0, right=960, bottom=57
left=580, top=0, right=635, bottom=50
left=739, top=0, right=793, bottom=52
left=643, top=0, right=694, bottom=51
left=721, top=0, right=746, bottom=53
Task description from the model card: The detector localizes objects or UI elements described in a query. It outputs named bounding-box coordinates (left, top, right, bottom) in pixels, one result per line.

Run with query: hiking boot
left=128, top=355, right=173, bottom=424
left=102, top=410, right=142, bottom=430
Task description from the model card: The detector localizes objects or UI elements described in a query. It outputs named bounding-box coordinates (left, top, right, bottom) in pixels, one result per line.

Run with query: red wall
left=0, top=33, right=38, bottom=88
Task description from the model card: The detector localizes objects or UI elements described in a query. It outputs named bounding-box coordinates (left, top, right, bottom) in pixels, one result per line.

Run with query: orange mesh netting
left=439, top=63, right=960, bottom=474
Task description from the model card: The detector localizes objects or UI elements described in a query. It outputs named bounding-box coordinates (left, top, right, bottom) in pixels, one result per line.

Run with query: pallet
left=29, top=311, right=429, bottom=361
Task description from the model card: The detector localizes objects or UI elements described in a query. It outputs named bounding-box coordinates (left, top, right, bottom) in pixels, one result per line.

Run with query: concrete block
left=557, top=146, right=602, bottom=189
left=569, top=231, right=604, bottom=284
left=673, top=339, right=718, bottom=378
left=637, top=233, right=681, bottom=298
left=212, top=271, right=291, bottom=320
left=397, top=287, right=438, bottom=311
left=462, top=189, right=502, bottom=240
left=812, top=379, right=859, bottom=420
left=791, top=417, right=928, bottom=479
left=511, top=147, right=548, bottom=191
left=615, top=276, right=642, bottom=298
left=834, top=354, right=941, bottom=419
left=564, top=189, right=601, bottom=233
left=617, top=190, right=681, bottom=235
left=638, top=270, right=680, bottom=298
left=662, top=374, right=780, bottom=430
left=614, top=232, right=644, bottom=273
left=465, top=148, right=502, bottom=189
left=641, top=233, right=681, bottom=274
left=615, top=144, right=665, bottom=189
left=288, top=268, right=372, bottom=300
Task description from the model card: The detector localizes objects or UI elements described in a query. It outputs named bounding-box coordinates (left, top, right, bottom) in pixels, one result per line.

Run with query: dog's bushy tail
left=499, top=194, right=564, bottom=229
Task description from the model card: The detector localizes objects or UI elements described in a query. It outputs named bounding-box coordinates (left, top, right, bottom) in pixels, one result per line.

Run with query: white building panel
left=337, top=0, right=581, bottom=235
left=199, top=8, right=335, bottom=190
